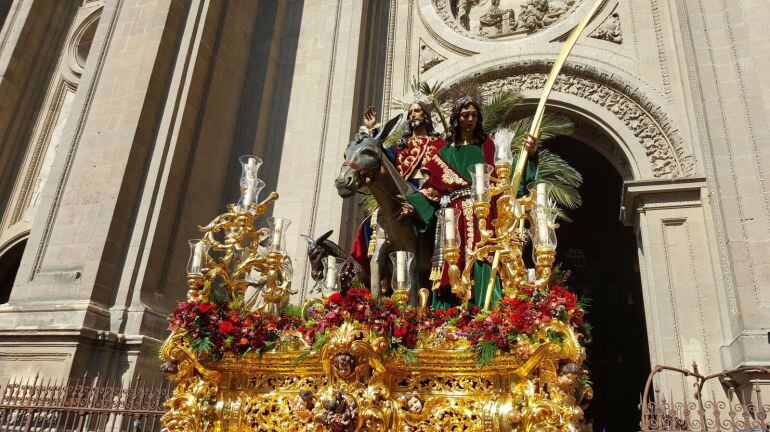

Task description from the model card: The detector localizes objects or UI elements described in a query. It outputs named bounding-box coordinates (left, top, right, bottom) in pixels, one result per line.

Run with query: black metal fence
left=0, top=374, right=172, bottom=432
left=640, top=364, right=769, bottom=431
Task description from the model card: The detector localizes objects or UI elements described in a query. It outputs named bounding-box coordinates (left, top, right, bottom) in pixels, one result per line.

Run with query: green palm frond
left=482, top=91, right=523, bottom=132
left=507, top=112, right=575, bottom=143
left=506, top=112, right=581, bottom=209
left=534, top=149, right=583, bottom=209
left=381, top=121, right=405, bottom=149
left=359, top=194, right=378, bottom=215
left=411, top=76, right=445, bottom=100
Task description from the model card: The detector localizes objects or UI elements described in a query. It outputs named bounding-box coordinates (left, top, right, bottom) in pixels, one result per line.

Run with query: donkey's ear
left=376, top=113, right=404, bottom=142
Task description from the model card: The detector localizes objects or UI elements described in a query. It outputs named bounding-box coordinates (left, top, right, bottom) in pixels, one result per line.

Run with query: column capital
left=621, top=177, right=707, bottom=226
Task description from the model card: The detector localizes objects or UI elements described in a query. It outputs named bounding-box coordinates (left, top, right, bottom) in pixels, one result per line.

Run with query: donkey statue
left=334, top=115, right=432, bottom=304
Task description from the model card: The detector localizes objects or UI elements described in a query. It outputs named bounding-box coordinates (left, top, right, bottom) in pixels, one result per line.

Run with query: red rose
left=218, top=320, right=235, bottom=334
left=198, top=302, right=214, bottom=313
left=393, top=325, right=408, bottom=338
left=328, top=293, right=343, bottom=304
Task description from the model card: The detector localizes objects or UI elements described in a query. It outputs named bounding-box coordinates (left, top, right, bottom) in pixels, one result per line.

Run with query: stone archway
left=0, top=236, right=27, bottom=304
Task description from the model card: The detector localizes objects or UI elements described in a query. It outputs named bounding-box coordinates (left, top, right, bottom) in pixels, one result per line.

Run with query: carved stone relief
left=432, top=0, right=581, bottom=40
left=418, top=39, right=446, bottom=73
left=459, top=63, right=694, bottom=178
left=589, top=10, right=622, bottom=44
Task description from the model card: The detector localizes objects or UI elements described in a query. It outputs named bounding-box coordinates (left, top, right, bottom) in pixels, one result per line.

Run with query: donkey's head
left=335, top=114, right=403, bottom=198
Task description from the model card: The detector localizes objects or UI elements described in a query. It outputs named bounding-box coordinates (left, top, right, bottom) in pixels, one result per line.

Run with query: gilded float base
left=160, top=321, right=588, bottom=432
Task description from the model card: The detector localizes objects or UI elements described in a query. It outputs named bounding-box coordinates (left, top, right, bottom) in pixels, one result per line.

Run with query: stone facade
left=0, top=0, right=766, bottom=386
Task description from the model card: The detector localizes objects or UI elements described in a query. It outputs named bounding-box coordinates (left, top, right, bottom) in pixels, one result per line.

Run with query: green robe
left=405, top=140, right=538, bottom=310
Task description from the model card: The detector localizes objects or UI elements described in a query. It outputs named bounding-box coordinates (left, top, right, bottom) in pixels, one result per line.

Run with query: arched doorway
left=548, top=136, right=650, bottom=431
left=0, top=239, right=26, bottom=304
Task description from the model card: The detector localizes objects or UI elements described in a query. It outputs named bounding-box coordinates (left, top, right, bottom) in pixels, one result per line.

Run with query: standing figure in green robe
left=397, top=96, right=539, bottom=309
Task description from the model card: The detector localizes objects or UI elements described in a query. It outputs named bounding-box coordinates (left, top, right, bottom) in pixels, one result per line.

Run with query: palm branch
left=359, top=194, right=378, bottom=215
left=534, top=149, right=583, bottom=210
left=505, top=113, right=582, bottom=210
left=482, top=91, right=523, bottom=132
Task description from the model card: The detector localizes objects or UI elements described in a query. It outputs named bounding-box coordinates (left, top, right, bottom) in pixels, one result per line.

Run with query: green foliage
left=381, top=120, right=406, bottom=149
left=482, top=91, right=523, bottom=132
left=283, top=303, right=304, bottom=320
left=350, top=276, right=367, bottom=289
left=578, top=372, right=593, bottom=389
left=548, top=264, right=572, bottom=286
left=396, top=346, right=420, bottom=367
left=359, top=194, right=378, bottom=215
left=190, top=336, right=213, bottom=356
left=546, top=330, right=565, bottom=345
left=210, top=284, right=230, bottom=303
left=507, top=112, right=575, bottom=143
left=293, top=331, right=329, bottom=364
left=473, top=340, right=499, bottom=368
left=535, top=150, right=583, bottom=209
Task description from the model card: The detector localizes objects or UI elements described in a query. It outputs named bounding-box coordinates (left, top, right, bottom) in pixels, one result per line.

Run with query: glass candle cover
left=436, top=207, right=461, bottom=249
left=527, top=182, right=557, bottom=250
left=239, top=178, right=265, bottom=209
left=267, top=217, right=291, bottom=253
left=469, top=163, right=494, bottom=203
left=187, top=239, right=211, bottom=275
left=322, top=255, right=343, bottom=294
left=240, top=155, right=263, bottom=182
left=389, top=251, right=414, bottom=292
left=492, top=128, right=515, bottom=166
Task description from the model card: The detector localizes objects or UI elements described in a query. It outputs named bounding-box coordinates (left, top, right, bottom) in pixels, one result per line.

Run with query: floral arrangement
left=169, top=285, right=588, bottom=366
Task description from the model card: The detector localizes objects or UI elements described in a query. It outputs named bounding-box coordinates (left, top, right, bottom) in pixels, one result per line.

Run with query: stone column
left=623, top=178, right=732, bottom=382
left=0, top=0, right=225, bottom=380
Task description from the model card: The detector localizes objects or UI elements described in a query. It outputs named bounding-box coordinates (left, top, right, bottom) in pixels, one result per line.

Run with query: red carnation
left=218, top=320, right=235, bottom=334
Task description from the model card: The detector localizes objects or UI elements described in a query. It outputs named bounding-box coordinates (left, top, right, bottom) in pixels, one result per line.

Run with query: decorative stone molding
left=589, top=10, right=621, bottom=44
left=620, top=177, right=706, bottom=226
left=463, top=62, right=694, bottom=178
left=418, top=39, right=446, bottom=73
left=432, top=0, right=582, bottom=40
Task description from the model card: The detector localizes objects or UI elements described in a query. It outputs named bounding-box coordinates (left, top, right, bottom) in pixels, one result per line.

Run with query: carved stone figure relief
left=432, top=0, right=582, bottom=40
left=589, top=10, right=622, bottom=44
left=462, top=63, right=694, bottom=178
left=418, top=40, right=446, bottom=73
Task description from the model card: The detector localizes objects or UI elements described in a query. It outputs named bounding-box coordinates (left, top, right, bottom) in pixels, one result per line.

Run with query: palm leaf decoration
left=535, top=149, right=583, bottom=210
left=501, top=112, right=582, bottom=210
left=359, top=194, right=378, bottom=215
left=482, top=91, right=523, bottom=132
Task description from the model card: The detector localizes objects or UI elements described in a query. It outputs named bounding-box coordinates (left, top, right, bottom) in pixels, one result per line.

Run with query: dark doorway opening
left=548, top=136, right=650, bottom=431
left=0, top=239, right=26, bottom=304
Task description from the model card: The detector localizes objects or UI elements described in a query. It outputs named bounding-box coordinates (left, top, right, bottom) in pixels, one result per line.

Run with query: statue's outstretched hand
left=522, top=133, right=539, bottom=156
left=363, top=105, right=377, bottom=131
left=396, top=195, right=415, bottom=221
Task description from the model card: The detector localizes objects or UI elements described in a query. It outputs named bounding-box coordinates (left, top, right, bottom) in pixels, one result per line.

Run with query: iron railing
left=640, top=364, right=769, bottom=431
left=0, top=374, right=172, bottom=432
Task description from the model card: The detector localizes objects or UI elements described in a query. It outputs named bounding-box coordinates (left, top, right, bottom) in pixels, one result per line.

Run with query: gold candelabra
left=441, top=132, right=560, bottom=311
left=184, top=156, right=294, bottom=315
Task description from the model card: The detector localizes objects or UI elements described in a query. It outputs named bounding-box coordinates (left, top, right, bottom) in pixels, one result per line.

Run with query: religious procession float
left=158, top=2, right=603, bottom=431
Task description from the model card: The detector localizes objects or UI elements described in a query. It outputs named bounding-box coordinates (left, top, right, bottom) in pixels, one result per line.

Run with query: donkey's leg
left=369, top=225, right=387, bottom=298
